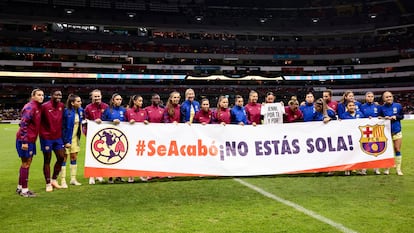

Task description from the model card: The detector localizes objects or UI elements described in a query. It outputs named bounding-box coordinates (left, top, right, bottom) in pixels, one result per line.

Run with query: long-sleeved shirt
left=337, top=101, right=362, bottom=119
left=284, top=106, right=303, bottom=123
left=213, top=108, right=231, bottom=124
left=62, top=107, right=84, bottom=145
left=194, top=110, right=212, bottom=124
left=326, top=100, right=338, bottom=113
left=16, top=100, right=42, bottom=143
left=145, top=105, right=164, bottom=123
left=360, top=102, right=380, bottom=117
left=180, top=100, right=200, bottom=123
left=379, top=102, right=404, bottom=134
left=164, top=105, right=181, bottom=123
left=102, top=106, right=126, bottom=122
left=300, top=102, right=315, bottom=122
left=40, top=100, right=64, bottom=140
left=84, top=102, right=109, bottom=120
left=312, top=109, right=337, bottom=121
left=231, top=105, right=248, bottom=125
left=245, top=102, right=262, bottom=125
left=126, top=107, right=148, bottom=122
left=340, top=111, right=365, bottom=120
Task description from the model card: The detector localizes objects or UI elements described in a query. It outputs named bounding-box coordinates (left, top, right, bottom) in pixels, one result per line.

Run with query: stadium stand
left=0, top=0, right=413, bottom=118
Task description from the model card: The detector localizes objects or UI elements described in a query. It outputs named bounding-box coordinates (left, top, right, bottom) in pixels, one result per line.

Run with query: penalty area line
left=233, top=178, right=358, bottom=233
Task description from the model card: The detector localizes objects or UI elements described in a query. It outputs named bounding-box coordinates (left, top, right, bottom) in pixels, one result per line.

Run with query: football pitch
left=0, top=122, right=413, bottom=233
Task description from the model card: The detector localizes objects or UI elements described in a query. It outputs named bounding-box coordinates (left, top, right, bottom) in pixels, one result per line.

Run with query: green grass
left=0, top=121, right=413, bottom=233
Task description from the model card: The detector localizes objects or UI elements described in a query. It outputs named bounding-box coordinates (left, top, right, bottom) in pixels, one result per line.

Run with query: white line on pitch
left=234, top=178, right=358, bottom=233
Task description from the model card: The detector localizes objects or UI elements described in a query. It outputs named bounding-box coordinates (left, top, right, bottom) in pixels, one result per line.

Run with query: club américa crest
left=359, top=124, right=387, bottom=157
left=90, top=128, right=129, bottom=165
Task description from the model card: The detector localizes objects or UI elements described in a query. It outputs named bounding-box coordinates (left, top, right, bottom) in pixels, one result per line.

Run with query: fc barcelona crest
left=359, top=124, right=387, bottom=157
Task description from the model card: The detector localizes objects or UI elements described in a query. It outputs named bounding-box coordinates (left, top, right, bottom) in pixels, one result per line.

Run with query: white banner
left=261, top=103, right=285, bottom=124
left=84, top=118, right=395, bottom=177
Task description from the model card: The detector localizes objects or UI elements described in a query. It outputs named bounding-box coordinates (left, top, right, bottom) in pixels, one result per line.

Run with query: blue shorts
left=40, top=138, right=65, bottom=152
left=16, top=140, right=37, bottom=158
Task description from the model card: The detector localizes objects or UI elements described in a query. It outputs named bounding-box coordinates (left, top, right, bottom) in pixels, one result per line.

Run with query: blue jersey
left=102, top=106, right=126, bottom=122
left=180, top=100, right=200, bottom=123
left=300, top=102, right=315, bottom=122
left=231, top=105, right=248, bottom=124
left=327, top=109, right=337, bottom=120
left=337, top=101, right=362, bottom=119
left=340, top=110, right=365, bottom=120
left=379, top=102, right=404, bottom=134
left=310, top=109, right=336, bottom=121
left=62, top=107, right=84, bottom=145
left=360, top=102, right=380, bottom=117
left=311, top=111, right=324, bottom=121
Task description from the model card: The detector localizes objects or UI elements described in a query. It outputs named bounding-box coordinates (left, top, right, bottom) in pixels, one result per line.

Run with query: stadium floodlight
left=127, top=12, right=136, bottom=18
left=64, top=9, right=74, bottom=15
left=259, top=18, right=267, bottom=23
left=138, top=27, right=147, bottom=36
left=195, top=16, right=203, bottom=22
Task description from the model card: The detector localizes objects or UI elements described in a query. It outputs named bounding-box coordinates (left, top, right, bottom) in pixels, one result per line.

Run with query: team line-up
left=14, top=87, right=404, bottom=197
